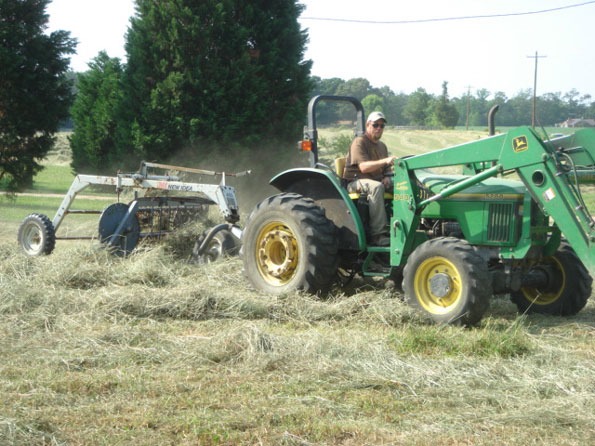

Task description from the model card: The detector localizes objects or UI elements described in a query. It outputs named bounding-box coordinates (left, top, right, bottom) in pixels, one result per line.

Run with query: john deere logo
left=513, top=136, right=528, bottom=152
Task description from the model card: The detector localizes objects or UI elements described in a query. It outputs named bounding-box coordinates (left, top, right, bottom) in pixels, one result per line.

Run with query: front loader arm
left=504, top=127, right=595, bottom=272
left=391, top=126, right=595, bottom=273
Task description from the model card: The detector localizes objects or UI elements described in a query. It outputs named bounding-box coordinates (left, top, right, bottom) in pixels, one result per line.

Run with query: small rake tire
left=98, top=203, right=140, bottom=256
left=403, top=237, right=491, bottom=326
left=193, top=229, right=239, bottom=264
left=242, top=193, right=338, bottom=295
left=511, top=243, right=592, bottom=316
left=18, top=213, right=56, bottom=256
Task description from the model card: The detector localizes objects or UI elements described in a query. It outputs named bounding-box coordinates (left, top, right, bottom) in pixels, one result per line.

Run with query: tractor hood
left=415, top=169, right=526, bottom=201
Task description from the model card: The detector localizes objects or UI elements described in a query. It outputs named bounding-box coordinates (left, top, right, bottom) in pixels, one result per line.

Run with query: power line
left=300, top=1, right=595, bottom=25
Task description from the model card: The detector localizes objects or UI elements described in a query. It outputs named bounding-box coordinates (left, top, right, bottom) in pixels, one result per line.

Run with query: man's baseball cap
left=367, top=111, right=387, bottom=123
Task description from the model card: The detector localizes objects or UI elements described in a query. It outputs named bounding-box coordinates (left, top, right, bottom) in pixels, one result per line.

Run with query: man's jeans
left=346, top=178, right=388, bottom=237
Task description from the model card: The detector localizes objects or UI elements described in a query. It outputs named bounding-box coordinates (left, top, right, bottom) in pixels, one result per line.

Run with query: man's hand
left=384, top=156, right=397, bottom=166
left=383, top=156, right=396, bottom=171
left=360, top=156, right=397, bottom=175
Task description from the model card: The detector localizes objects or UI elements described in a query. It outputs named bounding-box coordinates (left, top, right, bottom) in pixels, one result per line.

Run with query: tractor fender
left=270, top=168, right=366, bottom=251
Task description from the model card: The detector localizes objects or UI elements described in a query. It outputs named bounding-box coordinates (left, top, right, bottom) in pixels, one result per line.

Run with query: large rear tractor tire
left=18, top=213, right=56, bottom=256
left=241, top=193, right=338, bottom=295
left=511, top=243, right=592, bottom=316
left=403, top=237, right=491, bottom=325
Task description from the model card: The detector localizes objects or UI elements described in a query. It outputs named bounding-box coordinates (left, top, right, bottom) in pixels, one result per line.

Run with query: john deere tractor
left=241, top=95, right=595, bottom=325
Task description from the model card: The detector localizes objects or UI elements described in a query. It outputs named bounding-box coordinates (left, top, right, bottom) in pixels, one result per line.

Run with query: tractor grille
left=487, top=203, right=513, bottom=242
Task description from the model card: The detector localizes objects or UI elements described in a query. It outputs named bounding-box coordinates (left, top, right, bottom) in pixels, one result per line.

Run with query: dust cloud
left=158, top=141, right=311, bottom=218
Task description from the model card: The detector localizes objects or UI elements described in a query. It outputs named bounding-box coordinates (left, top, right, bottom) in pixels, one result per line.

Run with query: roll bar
left=302, top=95, right=366, bottom=166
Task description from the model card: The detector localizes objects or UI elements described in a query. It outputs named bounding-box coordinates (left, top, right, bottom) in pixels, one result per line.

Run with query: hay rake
left=18, top=161, right=249, bottom=261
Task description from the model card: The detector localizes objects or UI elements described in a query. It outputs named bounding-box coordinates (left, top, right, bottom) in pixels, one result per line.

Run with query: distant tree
left=332, top=78, right=373, bottom=122
left=507, top=89, right=533, bottom=126
left=469, top=88, right=491, bottom=126
left=404, top=88, right=434, bottom=126
left=0, top=0, right=75, bottom=191
left=115, top=0, right=312, bottom=165
left=70, top=52, right=123, bottom=173
left=587, top=100, right=595, bottom=119
left=563, top=89, right=590, bottom=119
left=311, top=76, right=346, bottom=125
left=484, top=91, right=508, bottom=126
left=536, top=92, right=565, bottom=126
left=312, top=76, right=345, bottom=96
left=490, top=91, right=508, bottom=115
left=383, top=92, right=408, bottom=126
left=335, top=78, right=372, bottom=101
left=362, top=94, right=384, bottom=115
left=310, top=78, right=409, bottom=125
left=434, top=81, right=459, bottom=128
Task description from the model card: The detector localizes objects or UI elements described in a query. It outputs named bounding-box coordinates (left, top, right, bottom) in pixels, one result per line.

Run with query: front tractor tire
left=242, top=193, right=338, bottom=295
left=18, top=213, right=56, bottom=256
left=511, top=243, right=592, bottom=316
left=402, top=237, right=491, bottom=326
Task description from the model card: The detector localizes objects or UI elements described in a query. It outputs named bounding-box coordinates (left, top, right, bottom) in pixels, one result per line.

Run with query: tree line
left=312, top=77, right=595, bottom=128
left=2, top=0, right=595, bottom=192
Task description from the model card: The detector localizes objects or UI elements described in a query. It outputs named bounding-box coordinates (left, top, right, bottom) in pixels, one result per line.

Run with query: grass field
left=1, top=130, right=594, bottom=445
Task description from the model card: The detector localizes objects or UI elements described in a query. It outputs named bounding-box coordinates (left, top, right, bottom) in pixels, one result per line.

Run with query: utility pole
left=527, top=51, right=547, bottom=127
left=465, top=85, right=473, bottom=130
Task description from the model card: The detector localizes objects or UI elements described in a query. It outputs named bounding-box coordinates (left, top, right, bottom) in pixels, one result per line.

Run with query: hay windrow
left=1, top=228, right=595, bottom=445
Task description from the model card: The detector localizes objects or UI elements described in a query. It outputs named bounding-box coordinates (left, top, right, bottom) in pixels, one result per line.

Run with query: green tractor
left=241, top=95, right=595, bottom=325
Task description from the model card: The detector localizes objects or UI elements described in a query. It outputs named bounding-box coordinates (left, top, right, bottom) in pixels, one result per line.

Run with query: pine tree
left=70, top=52, right=123, bottom=173
left=0, top=0, right=75, bottom=190
left=115, top=0, right=312, bottom=164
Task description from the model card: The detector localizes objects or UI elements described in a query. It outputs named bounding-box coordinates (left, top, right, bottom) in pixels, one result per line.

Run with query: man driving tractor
left=342, top=111, right=396, bottom=246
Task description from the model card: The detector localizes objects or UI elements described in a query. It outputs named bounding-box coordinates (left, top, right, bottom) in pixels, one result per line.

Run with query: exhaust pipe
left=488, top=105, right=499, bottom=136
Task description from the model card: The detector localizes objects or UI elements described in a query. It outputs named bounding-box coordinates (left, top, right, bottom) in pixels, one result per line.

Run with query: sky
left=46, top=0, right=595, bottom=100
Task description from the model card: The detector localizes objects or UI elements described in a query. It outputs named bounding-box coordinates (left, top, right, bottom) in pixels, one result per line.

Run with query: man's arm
left=359, top=156, right=396, bottom=174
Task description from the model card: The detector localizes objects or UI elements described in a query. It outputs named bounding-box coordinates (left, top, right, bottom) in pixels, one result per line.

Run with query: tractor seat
left=334, top=157, right=392, bottom=200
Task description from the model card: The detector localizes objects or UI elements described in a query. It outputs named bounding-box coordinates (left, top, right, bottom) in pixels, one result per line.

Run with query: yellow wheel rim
left=521, top=256, right=565, bottom=305
left=255, top=221, right=299, bottom=286
left=414, top=256, right=463, bottom=314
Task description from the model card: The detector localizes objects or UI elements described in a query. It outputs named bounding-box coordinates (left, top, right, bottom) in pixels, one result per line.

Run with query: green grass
left=1, top=130, right=595, bottom=445
left=0, top=195, right=113, bottom=245
left=388, top=318, right=534, bottom=358
left=317, top=126, right=575, bottom=162
left=317, top=128, right=489, bottom=163
left=27, top=164, right=75, bottom=193
left=1, top=195, right=108, bottom=220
